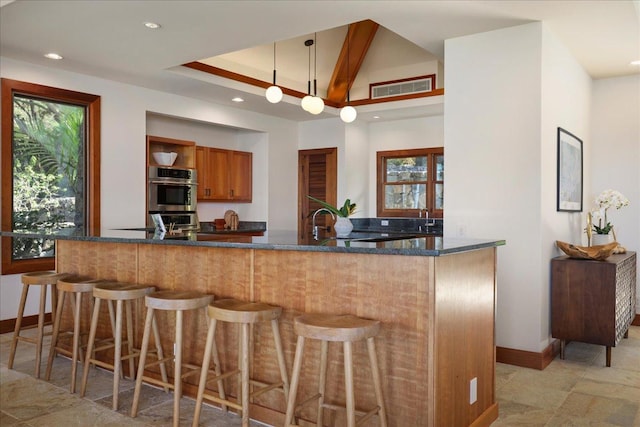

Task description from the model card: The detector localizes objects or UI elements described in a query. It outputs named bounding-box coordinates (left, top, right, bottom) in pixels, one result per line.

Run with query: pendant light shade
left=308, top=96, right=325, bottom=115
left=265, top=43, right=283, bottom=104
left=301, top=95, right=314, bottom=111
left=266, top=85, right=283, bottom=103
left=340, top=105, right=357, bottom=122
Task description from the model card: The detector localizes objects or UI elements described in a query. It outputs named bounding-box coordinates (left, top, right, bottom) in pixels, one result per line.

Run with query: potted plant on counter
left=307, top=195, right=357, bottom=237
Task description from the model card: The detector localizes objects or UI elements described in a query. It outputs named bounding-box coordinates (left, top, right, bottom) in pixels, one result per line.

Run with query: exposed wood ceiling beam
left=326, top=20, right=379, bottom=104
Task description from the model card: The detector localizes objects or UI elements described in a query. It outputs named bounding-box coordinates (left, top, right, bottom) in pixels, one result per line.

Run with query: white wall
left=591, top=74, right=640, bottom=313
left=445, top=22, right=593, bottom=353
left=0, top=57, right=299, bottom=319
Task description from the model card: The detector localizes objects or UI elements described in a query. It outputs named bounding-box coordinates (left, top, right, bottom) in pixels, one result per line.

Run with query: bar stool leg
left=271, top=318, right=290, bottom=404
left=132, top=306, right=155, bottom=418
left=69, top=290, right=83, bottom=392
left=151, top=313, right=169, bottom=390
left=284, top=335, right=305, bottom=427
left=45, top=289, right=67, bottom=382
left=367, top=337, right=387, bottom=427
left=7, top=284, right=29, bottom=370
left=343, top=341, right=356, bottom=427
left=112, top=299, right=124, bottom=410
left=241, top=322, right=250, bottom=427
left=193, top=317, right=216, bottom=427
left=81, top=297, right=101, bottom=397
left=34, top=284, right=48, bottom=378
left=173, top=310, right=184, bottom=427
left=317, top=340, right=329, bottom=427
left=125, top=300, right=136, bottom=379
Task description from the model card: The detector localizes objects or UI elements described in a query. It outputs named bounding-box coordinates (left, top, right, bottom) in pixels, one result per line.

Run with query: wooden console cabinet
left=551, top=252, right=636, bottom=366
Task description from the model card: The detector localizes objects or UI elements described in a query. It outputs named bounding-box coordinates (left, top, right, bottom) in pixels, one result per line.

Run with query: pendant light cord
left=313, top=32, right=318, bottom=96
left=347, top=26, right=350, bottom=103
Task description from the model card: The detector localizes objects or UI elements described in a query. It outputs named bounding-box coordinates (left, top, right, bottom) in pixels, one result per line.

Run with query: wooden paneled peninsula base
left=54, top=236, right=501, bottom=427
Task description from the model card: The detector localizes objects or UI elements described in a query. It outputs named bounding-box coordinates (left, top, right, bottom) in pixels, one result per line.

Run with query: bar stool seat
left=8, top=271, right=68, bottom=378
left=131, top=290, right=213, bottom=427
left=45, top=276, right=104, bottom=392
left=192, top=299, right=290, bottom=427
left=284, top=313, right=388, bottom=427
left=80, top=281, right=159, bottom=411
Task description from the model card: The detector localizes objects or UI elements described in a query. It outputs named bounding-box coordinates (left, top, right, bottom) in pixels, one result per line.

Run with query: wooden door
left=298, top=148, right=337, bottom=241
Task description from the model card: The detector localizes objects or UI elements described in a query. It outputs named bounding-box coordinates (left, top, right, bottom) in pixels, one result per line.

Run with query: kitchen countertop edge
left=1, top=230, right=505, bottom=257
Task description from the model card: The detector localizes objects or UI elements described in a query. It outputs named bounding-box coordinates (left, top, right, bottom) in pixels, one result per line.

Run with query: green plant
left=307, top=195, right=357, bottom=217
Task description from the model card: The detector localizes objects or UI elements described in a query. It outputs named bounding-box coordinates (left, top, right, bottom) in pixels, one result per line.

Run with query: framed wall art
left=556, top=127, right=583, bottom=212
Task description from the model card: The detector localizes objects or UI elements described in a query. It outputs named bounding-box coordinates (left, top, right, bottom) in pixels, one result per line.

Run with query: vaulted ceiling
left=1, top=1, right=638, bottom=122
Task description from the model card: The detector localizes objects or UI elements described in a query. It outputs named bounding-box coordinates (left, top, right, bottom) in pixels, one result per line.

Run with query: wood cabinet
left=147, top=135, right=195, bottom=168
left=196, top=146, right=252, bottom=202
left=551, top=252, right=637, bottom=366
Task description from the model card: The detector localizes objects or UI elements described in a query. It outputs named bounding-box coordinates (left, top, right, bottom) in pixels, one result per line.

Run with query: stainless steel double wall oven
left=148, top=166, right=199, bottom=230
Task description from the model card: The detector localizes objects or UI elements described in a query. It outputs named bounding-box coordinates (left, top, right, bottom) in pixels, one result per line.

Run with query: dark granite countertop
left=2, top=227, right=505, bottom=257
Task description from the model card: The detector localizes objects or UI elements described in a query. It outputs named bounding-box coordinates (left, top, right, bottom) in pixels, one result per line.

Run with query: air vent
left=370, top=76, right=434, bottom=99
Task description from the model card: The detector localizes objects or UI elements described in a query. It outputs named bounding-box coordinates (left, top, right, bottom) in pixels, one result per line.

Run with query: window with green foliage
left=1, top=79, right=100, bottom=274
left=376, top=148, right=443, bottom=218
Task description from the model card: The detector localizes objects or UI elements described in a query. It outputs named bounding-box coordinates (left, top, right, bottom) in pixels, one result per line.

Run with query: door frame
left=298, top=148, right=337, bottom=239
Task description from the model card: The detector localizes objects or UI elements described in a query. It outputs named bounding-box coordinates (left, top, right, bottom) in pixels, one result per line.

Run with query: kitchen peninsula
left=4, top=229, right=504, bottom=427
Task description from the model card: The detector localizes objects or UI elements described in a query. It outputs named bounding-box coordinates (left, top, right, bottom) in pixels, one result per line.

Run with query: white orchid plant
left=590, top=189, right=629, bottom=235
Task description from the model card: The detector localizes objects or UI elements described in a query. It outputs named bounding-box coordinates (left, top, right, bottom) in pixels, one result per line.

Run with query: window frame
left=1, top=78, right=101, bottom=274
left=376, top=147, right=443, bottom=218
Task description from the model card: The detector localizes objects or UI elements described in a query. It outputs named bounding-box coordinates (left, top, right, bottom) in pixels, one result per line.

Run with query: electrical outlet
left=381, top=220, right=389, bottom=226
left=469, top=377, right=477, bottom=404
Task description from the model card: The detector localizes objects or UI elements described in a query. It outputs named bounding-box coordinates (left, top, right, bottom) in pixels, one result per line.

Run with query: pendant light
left=265, top=42, right=283, bottom=103
left=340, top=25, right=357, bottom=123
left=301, top=39, right=314, bottom=112
left=307, top=32, right=325, bottom=115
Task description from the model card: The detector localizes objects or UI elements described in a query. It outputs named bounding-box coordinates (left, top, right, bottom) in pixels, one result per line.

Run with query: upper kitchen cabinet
left=196, top=146, right=252, bottom=202
left=147, top=135, right=196, bottom=168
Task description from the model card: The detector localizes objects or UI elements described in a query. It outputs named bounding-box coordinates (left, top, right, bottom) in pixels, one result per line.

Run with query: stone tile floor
left=1, top=326, right=639, bottom=426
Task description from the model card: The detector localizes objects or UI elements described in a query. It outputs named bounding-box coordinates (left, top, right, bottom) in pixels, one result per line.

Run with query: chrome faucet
left=312, top=208, right=335, bottom=239
left=419, top=209, right=434, bottom=231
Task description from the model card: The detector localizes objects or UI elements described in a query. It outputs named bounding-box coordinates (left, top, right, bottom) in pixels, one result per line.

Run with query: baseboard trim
left=469, top=403, right=499, bottom=427
left=498, top=316, right=640, bottom=370
left=0, top=314, right=53, bottom=335
left=496, top=339, right=561, bottom=370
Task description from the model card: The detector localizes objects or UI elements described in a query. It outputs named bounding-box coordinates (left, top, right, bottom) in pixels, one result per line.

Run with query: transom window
left=376, top=148, right=443, bottom=218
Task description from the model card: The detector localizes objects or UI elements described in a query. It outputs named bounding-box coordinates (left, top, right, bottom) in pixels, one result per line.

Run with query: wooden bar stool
left=80, top=281, right=161, bottom=411
left=192, top=298, right=290, bottom=427
left=283, top=313, right=388, bottom=427
left=8, top=271, right=68, bottom=378
left=131, top=290, right=212, bottom=427
left=45, top=276, right=104, bottom=393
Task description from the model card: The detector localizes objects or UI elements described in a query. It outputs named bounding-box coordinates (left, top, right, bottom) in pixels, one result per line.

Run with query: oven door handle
left=149, top=180, right=198, bottom=186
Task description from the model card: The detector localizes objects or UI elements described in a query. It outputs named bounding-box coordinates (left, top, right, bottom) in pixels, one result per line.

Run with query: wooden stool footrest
left=140, top=375, right=175, bottom=391
left=199, top=391, right=243, bottom=412
left=295, top=393, right=322, bottom=413
left=249, top=380, right=285, bottom=399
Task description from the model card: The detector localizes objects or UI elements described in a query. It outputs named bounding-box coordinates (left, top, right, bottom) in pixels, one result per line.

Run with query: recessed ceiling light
left=44, top=53, right=63, bottom=60
left=144, top=22, right=161, bottom=29
left=232, top=97, right=244, bottom=103
left=373, top=115, right=380, bottom=119
left=631, top=60, right=640, bottom=66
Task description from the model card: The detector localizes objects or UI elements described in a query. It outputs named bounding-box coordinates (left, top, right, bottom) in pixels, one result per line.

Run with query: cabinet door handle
left=230, top=189, right=234, bottom=197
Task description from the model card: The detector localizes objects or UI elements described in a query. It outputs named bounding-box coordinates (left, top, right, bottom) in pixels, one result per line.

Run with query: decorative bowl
left=556, top=241, right=618, bottom=261
left=152, top=152, right=177, bottom=166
